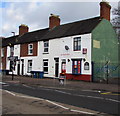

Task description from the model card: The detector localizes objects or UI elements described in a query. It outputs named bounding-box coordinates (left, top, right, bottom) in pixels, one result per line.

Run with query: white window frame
left=84, top=62, right=89, bottom=70
left=27, top=60, right=32, bottom=73
left=28, top=44, right=33, bottom=55
left=43, top=59, right=48, bottom=74
left=1, top=48, right=4, bottom=57
left=43, top=41, right=49, bottom=53
left=73, top=37, right=81, bottom=51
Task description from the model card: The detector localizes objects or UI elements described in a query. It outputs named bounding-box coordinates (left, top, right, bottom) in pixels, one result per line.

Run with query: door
left=21, top=59, right=24, bottom=75
left=54, top=58, right=59, bottom=77
left=17, top=61, right=20, bottom=75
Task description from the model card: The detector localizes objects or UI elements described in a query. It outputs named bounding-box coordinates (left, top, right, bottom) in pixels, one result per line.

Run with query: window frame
left=27, top=60, right=32, bottom=73
left=73, top=37, right=81, bottom=51
left=84, top=62, right=89, bottom=70
left=72, top=59, right=81, bottom=75
left=1, top=48, right=4, bottom=57
left=43, top=41, right=49, bottom=53
left=43, top=59, right=48, bottom=74
left=28, top=44, right=33, bottom=55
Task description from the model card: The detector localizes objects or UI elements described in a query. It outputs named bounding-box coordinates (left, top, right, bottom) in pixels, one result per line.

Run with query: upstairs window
left=27, top=60, right=32, bottom=73
left=43, top=41, right=49, bottom=53
left=28, top=44, right=33, bottom=55
left=1, top=48, right=4, bottom=57
left=72, top=60, right=81, bottom=74
left=73, top=37, right=81, bottom=51
left=10, top=46, right=14, bottom=56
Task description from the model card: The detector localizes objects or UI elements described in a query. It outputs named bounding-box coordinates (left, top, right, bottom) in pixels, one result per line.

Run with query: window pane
left=44, top=67, right=48, bottom=72
left=44, top=62, right=48, bottom=66
left=44, top=48, right=48, bottom=52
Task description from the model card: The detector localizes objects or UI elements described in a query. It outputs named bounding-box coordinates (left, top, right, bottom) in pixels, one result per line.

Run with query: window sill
left=43, top=52, right=49, bottom=54
left=44, top=72, right=48, bottom=74
left=28, top=54, right=33, bottom=55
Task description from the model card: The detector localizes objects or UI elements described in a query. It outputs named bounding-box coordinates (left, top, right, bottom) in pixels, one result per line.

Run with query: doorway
left=54, top=58, right=59, bottom=77
left=21, top=59, right=24, bottom=75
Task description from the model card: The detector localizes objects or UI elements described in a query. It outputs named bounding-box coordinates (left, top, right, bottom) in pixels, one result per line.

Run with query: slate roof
left=2, top=16, right=101, bottom=47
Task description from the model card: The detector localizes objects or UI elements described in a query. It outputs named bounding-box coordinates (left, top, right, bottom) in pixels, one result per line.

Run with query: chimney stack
left=100, top=0, right=111, bottom=21
left=19, top=24, right=29, bottom=35
left=49, top=14, right=60, bottom=29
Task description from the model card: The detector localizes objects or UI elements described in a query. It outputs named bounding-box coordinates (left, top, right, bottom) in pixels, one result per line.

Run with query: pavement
left=2, top=75, right=120, bottom=93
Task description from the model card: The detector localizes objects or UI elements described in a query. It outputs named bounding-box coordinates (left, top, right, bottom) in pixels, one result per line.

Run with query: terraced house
left=1, top=1, right=120, bottom=82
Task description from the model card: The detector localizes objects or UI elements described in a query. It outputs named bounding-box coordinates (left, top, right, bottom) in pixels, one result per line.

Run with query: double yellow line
left=100, top=92, right=120, bottom=95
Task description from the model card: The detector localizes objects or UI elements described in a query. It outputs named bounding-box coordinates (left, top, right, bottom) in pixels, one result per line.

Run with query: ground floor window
left=27, top=60, right=32, bottom=73
left=43, top=59, right=48, bottom=74
left=72, top=59, right=81, bottom=74
left=61, top=59, right=66, bottom=74
left=84, top=62, right=89, bottom=70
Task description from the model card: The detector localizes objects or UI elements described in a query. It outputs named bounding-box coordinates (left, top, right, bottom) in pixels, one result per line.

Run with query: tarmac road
left=2, top=81, right=120, bottom=115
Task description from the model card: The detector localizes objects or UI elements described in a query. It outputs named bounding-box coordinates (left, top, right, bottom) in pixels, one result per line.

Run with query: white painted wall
left=6, top=33, right=92, bottom=78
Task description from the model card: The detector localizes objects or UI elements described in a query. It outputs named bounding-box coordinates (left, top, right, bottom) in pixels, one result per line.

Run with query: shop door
left=54, top=58, right=59, bottom=77
left=17, top=61, right=20, bottom=75
left=21, top=59, right=24, bottom=75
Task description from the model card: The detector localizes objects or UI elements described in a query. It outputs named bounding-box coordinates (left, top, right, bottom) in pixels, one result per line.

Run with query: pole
left=106, top=62, right=109, bottom=84
left=12, top=69, right=14, bottom=80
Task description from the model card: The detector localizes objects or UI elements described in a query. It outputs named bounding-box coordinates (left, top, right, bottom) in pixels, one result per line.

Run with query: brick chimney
left=19, top=24, right=29, bottom=35
left=49, top=14, right=60, bottom=29
left=100, top=1, right=111, bottom=21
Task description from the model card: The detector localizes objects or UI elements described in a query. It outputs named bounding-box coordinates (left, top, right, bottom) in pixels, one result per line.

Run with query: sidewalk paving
left=2, top=75, right=120, bottom=93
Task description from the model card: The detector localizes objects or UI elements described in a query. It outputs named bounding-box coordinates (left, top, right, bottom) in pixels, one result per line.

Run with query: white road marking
left=0, top=82, right=7, bottom=85
left=55, top=90, right=71, bottom=95
left=70, top=109, right=94, bottom=114
left=106, top=98, right=120, bottom=103
left=3, top=89, right=96, bottom=114
left=4, top=90, right=16, bottom=96
left=45, top=100, right=69, bottom=110
left=22, top=84, right=35, bottom=89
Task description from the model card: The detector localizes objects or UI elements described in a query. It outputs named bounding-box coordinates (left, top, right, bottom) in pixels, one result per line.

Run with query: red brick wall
left=100, top=2, right=111, bottom=21
left=20, top=42, right=38, bottom=57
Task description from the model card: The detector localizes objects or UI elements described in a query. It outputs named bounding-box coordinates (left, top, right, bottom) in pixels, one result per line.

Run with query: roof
left=2, top=16, right=101, bottom=47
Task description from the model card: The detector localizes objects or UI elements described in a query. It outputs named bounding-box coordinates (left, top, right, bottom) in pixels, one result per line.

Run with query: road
left=2, top=81, right=120, bottom=115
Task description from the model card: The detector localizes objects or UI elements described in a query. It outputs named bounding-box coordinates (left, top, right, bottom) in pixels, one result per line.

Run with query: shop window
left=73, top=37, right=81, bottom=51
left=61, top=59, right=66, bottom=74
left=72, top=60, right=81, bottom=74
left=43, top=59, right=48, bottom=73
left=84, top=62, right=89, bottom=70
left=28, top=44, right=33, bottom=55
left=43, top=41, right=49, bottom=53
left=28, top=60, right=32, bottom=73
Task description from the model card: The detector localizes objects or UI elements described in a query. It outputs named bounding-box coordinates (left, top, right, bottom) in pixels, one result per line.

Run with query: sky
left=0, top=0, right=119, bottom=37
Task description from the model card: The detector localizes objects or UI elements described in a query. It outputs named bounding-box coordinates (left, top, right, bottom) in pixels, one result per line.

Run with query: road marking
left=22, top=84, right=35, bottom=89
left=101, top=92, right=120, bottom=95
left=45, top=100, right=69, bottom=110
left=3, top=89, right=96, bottom=114
left=70, top=109, right=94, bottom=114
left=4, top=90, right=16, bottom=96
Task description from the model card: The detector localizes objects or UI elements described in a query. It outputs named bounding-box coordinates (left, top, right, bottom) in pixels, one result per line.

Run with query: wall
left=92, top=19, right=120, bottom=79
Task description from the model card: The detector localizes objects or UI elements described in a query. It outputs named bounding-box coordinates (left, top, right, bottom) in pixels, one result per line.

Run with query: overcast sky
left=0, top=0, right=119, bottom=37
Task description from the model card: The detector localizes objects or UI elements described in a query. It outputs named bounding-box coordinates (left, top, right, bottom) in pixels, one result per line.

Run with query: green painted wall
left=92, top=19, right=119, bottom=63
left=92, top=19, right=120, bottom=79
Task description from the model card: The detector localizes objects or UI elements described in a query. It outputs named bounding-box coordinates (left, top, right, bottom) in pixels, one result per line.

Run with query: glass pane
left=44, top=67, right=48, bottom=72
left=44, top=62, right=48, bottom=66
left=44, top=48, right=48, bottom=52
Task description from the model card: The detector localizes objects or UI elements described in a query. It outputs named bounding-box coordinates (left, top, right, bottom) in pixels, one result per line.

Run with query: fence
left=92, top=62, right=120, bottom=84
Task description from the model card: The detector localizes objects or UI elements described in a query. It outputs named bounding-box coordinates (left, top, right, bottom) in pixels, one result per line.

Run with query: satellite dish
left=65, top=45, right=69, bottom=50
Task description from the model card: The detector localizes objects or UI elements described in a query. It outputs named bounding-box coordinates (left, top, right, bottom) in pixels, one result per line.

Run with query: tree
left=112, top=1, right=120, bottom=40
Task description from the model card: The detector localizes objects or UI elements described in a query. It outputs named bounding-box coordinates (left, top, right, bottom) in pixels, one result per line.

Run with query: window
left=84, top=62, right=89, bottom=70
left=43, top=41, right=49, bottom=53
left=43, top=59, right=48, bottom=73
left=28, top=60, right=32, bottom=73
left=10, top=46, right=14, bottom=56
left=61, top=59, right=66, bottom=74
left=1, top=48, right=4, bottom=57
left=28, top=44, right=33, bottom=55
left=73, top=37, right=81, bottom=51
left=72, top=60, right=81, bottom=74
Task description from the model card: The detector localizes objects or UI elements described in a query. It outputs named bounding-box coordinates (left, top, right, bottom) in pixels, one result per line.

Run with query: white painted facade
left=6, top=33, right=92, bottom=78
